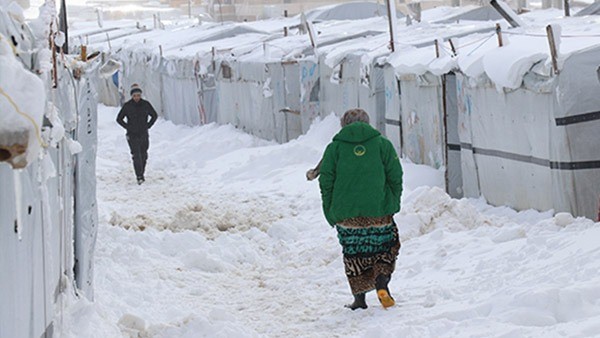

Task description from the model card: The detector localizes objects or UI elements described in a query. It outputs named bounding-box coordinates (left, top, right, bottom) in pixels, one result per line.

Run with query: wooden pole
left=495, top=23, right=503, bottom=47
left=564, top=0, right=570, bottom=16
left=546, top=25, right=560, bottom=75
left=434, top=39, right=440, bottom=58
left=385, top=0, right=398, bottom=52
left=442, top=74, right=449, bottom=194
left=81, top=45, right=87, bottom=61
left=50, top=23, right=58, bottom=88
left=284, top=26, right=288, bottom=37
left=159, top=45, right=163, bottom=58
left=211, top=46, right=216, bottom=71
left=284, top=10, right=288, bottom=17
left=449, top=38, right=457, bottom=56
left=306, top=20, right=317, bottom=49
left=59, top=0, right=69, bottom=54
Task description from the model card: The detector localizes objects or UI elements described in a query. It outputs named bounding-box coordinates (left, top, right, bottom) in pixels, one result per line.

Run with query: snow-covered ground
left=59, top=105, right=600, bottom=338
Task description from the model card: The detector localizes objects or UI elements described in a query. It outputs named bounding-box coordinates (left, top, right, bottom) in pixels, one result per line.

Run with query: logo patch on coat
left=354, top=145, right=366, bottom=157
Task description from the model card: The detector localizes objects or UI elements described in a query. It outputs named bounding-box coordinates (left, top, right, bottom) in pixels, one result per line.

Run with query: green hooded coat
left=319, top=122, right=403, bottom=226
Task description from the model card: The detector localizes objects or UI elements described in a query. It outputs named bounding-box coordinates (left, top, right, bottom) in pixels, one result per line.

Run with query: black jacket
left=116, top=99, right=158, bottom=135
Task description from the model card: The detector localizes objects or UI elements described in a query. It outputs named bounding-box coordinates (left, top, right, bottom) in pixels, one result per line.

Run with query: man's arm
left=147, top=102, right=158, bottom=129
left=116, top=105, right=128, bottom=129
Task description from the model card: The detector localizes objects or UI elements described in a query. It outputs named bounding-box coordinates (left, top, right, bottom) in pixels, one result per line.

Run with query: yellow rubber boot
left=377, top=289, right=395, bottom=309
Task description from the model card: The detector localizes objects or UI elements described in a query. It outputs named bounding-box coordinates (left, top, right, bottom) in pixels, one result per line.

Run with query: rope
left=454, top=33, right=496, bottom=51
left=504, top=31, right=600, bottom=38
left=0, top=86, right=47, bottom=148
left=466, top=33, right=496, bottom=56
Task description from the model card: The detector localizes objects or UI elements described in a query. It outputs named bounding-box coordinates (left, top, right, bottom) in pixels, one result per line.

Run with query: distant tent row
left=79, top=2, right=600, bottom=220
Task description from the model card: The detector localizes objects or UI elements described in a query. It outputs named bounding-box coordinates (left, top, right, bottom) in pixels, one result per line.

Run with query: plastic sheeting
left=299, top=59, right=320, bottom=134
left=1, top=164, right=58, bottom=338
left=457, top=72, right=556, bottom=211
left=217, top=61, right=299, bottom=142
left=305, top=2, right=402, bottom=22
left=73, top=77, right=98, bottom=300
left=433, top=6, right=504, bottom=24
left=444, top=73, right=463, bottom=198
left=399, top=73, right=445, bottom=169
left=319, top=54, right=380, bottom=127
left=93, top=68, right=121, bottom=107
left=0, top=65, right=98, bottom=337
left=456, top=44, right=600, bottom=220
left=553, top=46, right=600, bottom=219
left=383, top=64, right=402, bottom=153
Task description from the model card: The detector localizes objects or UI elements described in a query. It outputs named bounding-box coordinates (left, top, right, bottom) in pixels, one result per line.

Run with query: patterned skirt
left=336, top=215, right=400, bottom=295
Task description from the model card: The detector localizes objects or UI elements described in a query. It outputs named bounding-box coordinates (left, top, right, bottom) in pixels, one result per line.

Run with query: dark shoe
left=375, top=274, right=391, bottom=290
left=375, top=275, right=395, bottom=309
left=344, top=293, right=368, bottom=310
left=137, top=177, right=145, bottom=185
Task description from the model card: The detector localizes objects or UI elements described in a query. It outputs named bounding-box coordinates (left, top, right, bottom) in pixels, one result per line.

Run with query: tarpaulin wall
left=0, top=66, right=98, bottom=338
left=382, top=64, right=402, bottom=154
left=299, top=59, right=320, bottom=133
left=1, top=163, right=58, bottom=338
left=73, top=77, right=99, bottom=299
left=373, top=64, right=387, bottom=134
left=399, top=72, right=445, bottom=169
left=457, top=68, right=600, bottom=218
left=444, top=73, right=463, bottom=199
left=217, top=60, right=303, bottom=142
left=553, top=46, right=600, bottom=219
left=93, top=70, right=121, bottom=107
left=319, top=55, right=380, bottom=129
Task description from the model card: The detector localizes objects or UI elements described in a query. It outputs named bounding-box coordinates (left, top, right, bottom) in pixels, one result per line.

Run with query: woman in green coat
left=319, top=108, right=403, bottom=310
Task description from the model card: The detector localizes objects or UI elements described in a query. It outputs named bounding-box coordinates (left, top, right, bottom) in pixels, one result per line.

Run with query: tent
left=385, top=10, right=600, bottom=218
left=1, top=8, right=99, bottom=337
left=305, top=1, right=403, bottom=22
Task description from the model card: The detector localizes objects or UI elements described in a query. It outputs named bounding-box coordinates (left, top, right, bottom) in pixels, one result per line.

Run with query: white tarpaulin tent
left=382, top=19, right=499, bottom=171
left=215, top=17, right=392, bottom=142
left=305, top=1, right=402, bottom=22
left=1, top=7, right=99, bottom=337
left=384, top=9, right=600, bottom=218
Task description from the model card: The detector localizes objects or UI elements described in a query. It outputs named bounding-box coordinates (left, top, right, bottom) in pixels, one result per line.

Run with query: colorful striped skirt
left=336, top=215, right=400, bottom=295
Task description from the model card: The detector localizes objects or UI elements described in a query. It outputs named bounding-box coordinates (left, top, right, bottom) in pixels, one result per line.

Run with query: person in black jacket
left=116, top=84, right=158, bottom=185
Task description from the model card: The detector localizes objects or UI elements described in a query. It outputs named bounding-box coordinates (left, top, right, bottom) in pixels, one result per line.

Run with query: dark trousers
left=126, top=133, right=149, bottom=179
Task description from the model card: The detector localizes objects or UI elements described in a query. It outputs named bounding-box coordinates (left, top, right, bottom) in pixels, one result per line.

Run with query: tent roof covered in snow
left=432, top=5, right=504, bottom=23
left=305, top=1, right=403, bottom=22
left=386, top=10, right=600, bottom=86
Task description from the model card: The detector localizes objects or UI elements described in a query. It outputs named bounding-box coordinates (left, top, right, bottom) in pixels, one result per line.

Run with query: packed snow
left=57, top=104, right=600, bottom=337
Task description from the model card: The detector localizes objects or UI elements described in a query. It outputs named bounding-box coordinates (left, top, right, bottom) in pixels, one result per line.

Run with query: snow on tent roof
left=233, top=16, right=391, bottom=62
left=433, top=5, right=504, bottom=23
left=79, top=19, right=290, bottom=54
left=388, top=10, right=600, bottom=89
left=305, top=1, right=402, bottom=22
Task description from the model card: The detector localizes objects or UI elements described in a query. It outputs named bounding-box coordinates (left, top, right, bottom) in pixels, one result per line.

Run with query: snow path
left=61, top=105, right=600, bottom=338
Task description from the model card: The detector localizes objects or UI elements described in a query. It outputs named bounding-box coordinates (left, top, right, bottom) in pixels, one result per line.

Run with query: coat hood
left=333, top=122, right=381, bottom=143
